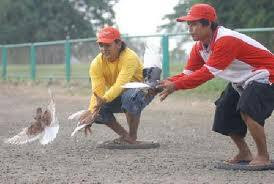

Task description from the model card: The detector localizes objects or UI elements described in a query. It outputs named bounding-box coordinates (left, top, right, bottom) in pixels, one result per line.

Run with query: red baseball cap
left=176, top=3, right=217, bottom=22
left=97, top=27, right=121, bottom=43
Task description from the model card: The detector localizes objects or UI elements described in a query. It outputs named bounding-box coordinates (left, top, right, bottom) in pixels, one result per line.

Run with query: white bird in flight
left=68, top=110, right=88, bottom=137
left=4, top=89, right=59, bottom=145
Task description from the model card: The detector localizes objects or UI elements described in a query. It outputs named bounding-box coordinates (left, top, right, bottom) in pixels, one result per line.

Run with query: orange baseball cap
left=177, top=3, right=217, bottom=22
left=97, top=27, right=121, bottom=43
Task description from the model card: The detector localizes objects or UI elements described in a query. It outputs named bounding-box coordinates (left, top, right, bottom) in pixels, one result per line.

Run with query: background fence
left=1, top=27, right=274, bottom=83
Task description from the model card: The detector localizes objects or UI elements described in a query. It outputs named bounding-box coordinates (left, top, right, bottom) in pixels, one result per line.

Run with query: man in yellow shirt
left=79, top=27, right=154, bottom=144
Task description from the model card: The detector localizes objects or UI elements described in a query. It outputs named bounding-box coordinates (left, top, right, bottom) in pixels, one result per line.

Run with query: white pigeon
left=121, top=82, right=151, bottom=89
left=68, top=110, right=86, bottom=120
left=122, top=40, right=162, bottom=90
left=68, top=110, right=89, bottom=137
left=4, top=89, right=59, bottom=145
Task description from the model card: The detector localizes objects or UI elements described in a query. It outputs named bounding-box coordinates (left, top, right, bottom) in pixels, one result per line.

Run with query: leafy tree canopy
left=160, top=0, right=274, bottom=32
left=0, top=0, right=118, bottom=44
left=159, top=0, right=274, bottom=51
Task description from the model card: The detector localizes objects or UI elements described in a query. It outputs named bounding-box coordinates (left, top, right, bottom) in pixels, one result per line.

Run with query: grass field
left=1, top=63, right=228, bottom=96
left=3, top=63, right=90, bottom=79
left=169, top=62, right=228, bottom=96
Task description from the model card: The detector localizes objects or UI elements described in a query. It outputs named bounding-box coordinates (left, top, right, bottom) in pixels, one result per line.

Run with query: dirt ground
left=0, top=83, right=274, bottom=184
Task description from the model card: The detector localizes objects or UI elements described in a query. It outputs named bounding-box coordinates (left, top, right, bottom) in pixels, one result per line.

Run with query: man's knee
left=228, top=132, right=245, bottom=139
left=240, top=111, right=265, bottom=127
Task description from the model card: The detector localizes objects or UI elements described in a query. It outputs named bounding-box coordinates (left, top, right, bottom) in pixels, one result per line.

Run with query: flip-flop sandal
left=215, top=160, right=274, bottom=171
left=96, top=138, right=133, bottom=147
left=97, top=140, right=160, bottom=149
left=223, top=160, right=251, bottom=164
left=99, top=138, right=122, bottom=145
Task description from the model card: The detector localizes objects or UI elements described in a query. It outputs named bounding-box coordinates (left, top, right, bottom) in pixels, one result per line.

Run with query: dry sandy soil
left=0, top=83, right=274, bottom=184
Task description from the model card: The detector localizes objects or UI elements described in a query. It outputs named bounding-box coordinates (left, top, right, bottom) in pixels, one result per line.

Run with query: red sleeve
left=168, top=43, right=204, bottom=82
left=167, top=73, right=185, bottom=82
left=185, top=42, right=204, bottom=71
left=173, top=66, right=214, bottom=90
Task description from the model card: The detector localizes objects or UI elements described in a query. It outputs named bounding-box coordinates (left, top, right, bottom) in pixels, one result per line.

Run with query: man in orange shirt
left=79, top=27, right=156, bottom=144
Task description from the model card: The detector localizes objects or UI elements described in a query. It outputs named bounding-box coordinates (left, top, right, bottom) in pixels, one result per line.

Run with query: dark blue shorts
left=94, top=89, right=154, bottom=124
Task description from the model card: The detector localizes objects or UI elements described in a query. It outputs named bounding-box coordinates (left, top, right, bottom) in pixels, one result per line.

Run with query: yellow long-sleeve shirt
left=88, top=48, right=143, bottom=111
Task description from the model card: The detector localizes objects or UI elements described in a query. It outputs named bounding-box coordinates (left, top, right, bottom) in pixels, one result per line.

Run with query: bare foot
left=121, top=136, right=138, bottom=144
left=226, top=153, right=253, bottom=164
left=249, top=155, right=270, bottom=166
left=113, top=135, right=139, bottom=144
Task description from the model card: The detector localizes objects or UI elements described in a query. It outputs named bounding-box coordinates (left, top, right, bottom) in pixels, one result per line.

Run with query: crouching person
left=158, top=3, right=274, bottom=166
left=79, top=27, right=159, bottom=144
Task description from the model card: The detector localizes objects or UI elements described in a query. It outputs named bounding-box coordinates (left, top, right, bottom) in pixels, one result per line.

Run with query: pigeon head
left=34, top=107, right=43, bottom=121
left=41, top=110, right=52, bottom=127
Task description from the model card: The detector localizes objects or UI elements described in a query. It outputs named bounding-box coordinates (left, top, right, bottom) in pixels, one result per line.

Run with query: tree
left=158, top=1, right=192, bottom=34
left=191, top=0, right=274, bottom=29
left=160, top=0, right=274, bottom=31
left=0, top=0, right=118, bottom=44
left=159, top=0, right=274, bottom=51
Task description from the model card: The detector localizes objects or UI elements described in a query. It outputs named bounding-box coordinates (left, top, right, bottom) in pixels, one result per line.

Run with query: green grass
left=170, top=62, right=186, bottom=75
left=169, top=62, right=228, bottom=96
left=5, top=63, right=90, bottom=79
left=176, top=78, right=227, bottom=100
left=1, top=63, right=228, bottom=96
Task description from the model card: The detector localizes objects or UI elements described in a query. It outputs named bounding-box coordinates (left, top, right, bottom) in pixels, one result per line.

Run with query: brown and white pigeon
left=4, top=89, right=59, bottom=145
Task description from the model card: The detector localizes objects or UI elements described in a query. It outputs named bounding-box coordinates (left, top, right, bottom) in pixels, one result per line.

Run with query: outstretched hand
left=79, top=93, right=106, bottom=135
left=156, top=80, right=176, bottom=101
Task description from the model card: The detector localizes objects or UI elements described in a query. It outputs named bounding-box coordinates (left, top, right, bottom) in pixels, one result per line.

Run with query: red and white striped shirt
left=169, top=26, right=274, bottom=90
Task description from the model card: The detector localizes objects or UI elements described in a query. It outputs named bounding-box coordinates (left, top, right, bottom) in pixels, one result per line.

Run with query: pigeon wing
left=4, top=127, right=43, bottom=145
left=122, top=82, right=151, bottom=89
left=39, top=88, right=59, bottom=145
left=68, top=110, right=86, bottom=120
left=39, top=125, right=59, bottom=145
left=68, top=110, right=89, bottom=137
left=71, top=123, right=87, bottom=137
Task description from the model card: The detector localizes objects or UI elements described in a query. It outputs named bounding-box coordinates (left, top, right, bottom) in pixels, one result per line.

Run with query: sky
left=113, top=0, right=179, bottom=36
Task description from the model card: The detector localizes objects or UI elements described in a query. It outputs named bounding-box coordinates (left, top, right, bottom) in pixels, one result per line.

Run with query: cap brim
left=176, top=15, right=201, bottom=22
left=96, top=38, right=115, bottom=44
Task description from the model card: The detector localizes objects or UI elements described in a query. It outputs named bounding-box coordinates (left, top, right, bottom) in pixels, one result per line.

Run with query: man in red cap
left=79, top=27, right=155, bottom=145
left=158, top=3, right=274, bottom=167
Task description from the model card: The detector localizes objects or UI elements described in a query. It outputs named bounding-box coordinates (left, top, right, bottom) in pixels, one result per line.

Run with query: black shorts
left=212, top=82, right=274, bottom=137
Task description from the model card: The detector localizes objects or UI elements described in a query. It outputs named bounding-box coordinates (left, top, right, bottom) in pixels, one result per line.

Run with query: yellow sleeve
left=88, top=58, right=106, bottom=111
left=103, top=58, right=138, bottom=102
